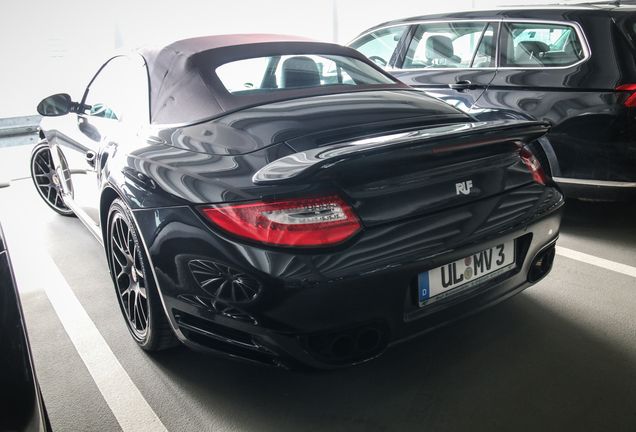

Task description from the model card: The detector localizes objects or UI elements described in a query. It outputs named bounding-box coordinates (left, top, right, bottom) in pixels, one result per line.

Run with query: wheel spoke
left=35, top=158, right=50, bottom=174
left=112, top=245, right=127, bottom=269
left=134, top=293, right=148, bottom=330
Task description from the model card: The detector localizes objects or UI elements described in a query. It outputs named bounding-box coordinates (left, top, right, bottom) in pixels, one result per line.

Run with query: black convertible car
left=32, top=34, right=563, bottom=369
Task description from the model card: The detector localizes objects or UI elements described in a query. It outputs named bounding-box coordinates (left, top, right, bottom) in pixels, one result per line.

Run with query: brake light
left=616, top=84, right=636, bottom=108
left=199, top=194, right=362, bottom=248
left=520, top=147, right=547, bottom=185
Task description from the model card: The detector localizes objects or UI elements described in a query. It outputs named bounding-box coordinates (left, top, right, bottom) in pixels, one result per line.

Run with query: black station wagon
left=349, top=3, right=636, bottom=200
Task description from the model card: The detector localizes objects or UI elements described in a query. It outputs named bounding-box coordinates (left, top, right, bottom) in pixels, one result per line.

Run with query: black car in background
left=32, top=34, right=563, bottom=369
left=0, top=222, right=51, bottom=431
left=349, top=4, right=636, bottom=200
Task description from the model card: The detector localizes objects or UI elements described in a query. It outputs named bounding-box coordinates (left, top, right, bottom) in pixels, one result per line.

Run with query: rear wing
left=253, top=120, right=550, bottom=185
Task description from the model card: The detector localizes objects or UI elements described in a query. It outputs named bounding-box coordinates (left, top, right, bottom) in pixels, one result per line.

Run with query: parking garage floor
left=2, top=141, right=636, bottom=432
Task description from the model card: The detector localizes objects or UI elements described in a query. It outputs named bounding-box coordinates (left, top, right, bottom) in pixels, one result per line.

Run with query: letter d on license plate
left=419, top=240, right=515, bottom=307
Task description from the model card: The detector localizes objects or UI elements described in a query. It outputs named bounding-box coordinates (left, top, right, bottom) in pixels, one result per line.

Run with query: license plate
left=418, top=240, right=515, bottom=307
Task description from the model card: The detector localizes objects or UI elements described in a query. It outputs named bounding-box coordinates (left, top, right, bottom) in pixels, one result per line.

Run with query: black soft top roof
left=134, top=34, right=409, bottom=125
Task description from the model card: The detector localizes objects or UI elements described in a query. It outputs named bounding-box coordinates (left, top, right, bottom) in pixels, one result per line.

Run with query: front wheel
left=30, top=142, right=74, bottom=216
left=107, top=199, right=178, bottom=351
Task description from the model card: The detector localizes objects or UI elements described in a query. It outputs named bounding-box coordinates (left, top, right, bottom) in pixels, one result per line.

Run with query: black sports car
left=32, top=34, right=563, bottom=369
left=0, top=222, right=51, bottom=431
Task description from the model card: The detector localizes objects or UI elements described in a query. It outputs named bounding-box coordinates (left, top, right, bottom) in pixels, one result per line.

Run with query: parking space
left=2, top=142, right=636, bottom=431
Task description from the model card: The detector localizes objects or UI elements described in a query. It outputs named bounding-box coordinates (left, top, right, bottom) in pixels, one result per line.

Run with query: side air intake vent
left=188, top=260, right=262, bottom=303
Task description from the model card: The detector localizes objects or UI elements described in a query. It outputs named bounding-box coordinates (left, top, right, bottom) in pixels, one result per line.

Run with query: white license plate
left=418, top=240, right=516, bottom=307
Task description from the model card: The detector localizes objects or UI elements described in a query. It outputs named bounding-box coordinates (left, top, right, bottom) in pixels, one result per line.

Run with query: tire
left=107, top=199, right=178, bottom=351
left=30, top=142, right=75, bottom=216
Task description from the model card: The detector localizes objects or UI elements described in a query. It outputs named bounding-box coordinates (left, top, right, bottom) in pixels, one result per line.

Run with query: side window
left=402, top=22, right=489, bottom=69
left=500, top=22, right=586, bottom=68
left=471, top=24, right=496, bottom=68
left=349, top=25, right=408, bottom=68
left=83, top=56, right=150, bottom=124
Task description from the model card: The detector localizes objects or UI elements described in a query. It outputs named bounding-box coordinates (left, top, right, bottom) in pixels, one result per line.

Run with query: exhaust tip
left=331, top=335, right=356, bottom=360
left=301, top=321, right=388, bottom=365
left=528, top=245, right=556, bottom=282
left=357, top=328, right=381, bottom=352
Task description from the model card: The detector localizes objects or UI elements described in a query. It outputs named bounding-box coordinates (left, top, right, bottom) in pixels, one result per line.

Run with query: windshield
left=216, top=54, right=396, bottom=95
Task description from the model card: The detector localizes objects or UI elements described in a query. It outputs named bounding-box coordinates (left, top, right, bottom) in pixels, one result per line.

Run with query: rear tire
left=107, top=198, right=178, bottom=351
left=30, top=142, right=74, bottom=216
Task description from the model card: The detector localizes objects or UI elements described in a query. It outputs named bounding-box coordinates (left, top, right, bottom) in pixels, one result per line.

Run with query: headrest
left=425, top=35, right=454, bottom=60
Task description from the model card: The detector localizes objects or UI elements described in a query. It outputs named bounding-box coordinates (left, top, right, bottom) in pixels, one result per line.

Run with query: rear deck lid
left=254, top=119, right=551, bottom=226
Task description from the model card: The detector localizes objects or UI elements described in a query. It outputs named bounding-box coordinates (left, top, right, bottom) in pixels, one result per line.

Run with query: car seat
left=514, top=41, right=550, bottom=66
left=280, top=56, right=321, bottom=88
left=425, top=35, right=460, bottom=67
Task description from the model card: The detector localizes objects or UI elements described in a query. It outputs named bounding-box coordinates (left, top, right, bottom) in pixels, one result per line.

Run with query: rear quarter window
left=500, top=22, right=586, bottom=68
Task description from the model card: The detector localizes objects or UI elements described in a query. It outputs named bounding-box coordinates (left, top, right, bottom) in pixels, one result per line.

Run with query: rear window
left=216, top=54, right=396, bottom=95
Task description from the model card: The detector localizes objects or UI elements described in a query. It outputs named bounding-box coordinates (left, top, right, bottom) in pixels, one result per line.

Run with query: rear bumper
left=134, top=186, right=564, bottom=369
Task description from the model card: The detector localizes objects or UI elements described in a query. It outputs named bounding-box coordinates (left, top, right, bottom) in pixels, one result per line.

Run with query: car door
left=54, top=55, right=149, bottom=232
left=388, top=21, right=498, bottom=114
left=472, top=20, right=593, bottom=179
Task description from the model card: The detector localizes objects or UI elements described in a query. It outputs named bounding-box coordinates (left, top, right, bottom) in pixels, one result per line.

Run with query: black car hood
left=144, top=90, right=471, bottom=156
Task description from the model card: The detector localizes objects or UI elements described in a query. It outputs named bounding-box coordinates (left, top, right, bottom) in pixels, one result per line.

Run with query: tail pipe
left=300, top=321, right=388, bottom=365
left=528, top=244, right=556, bottom=283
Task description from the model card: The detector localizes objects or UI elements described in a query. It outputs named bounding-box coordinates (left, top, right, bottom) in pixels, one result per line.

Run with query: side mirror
left=37, top=93, right=78, bottom=116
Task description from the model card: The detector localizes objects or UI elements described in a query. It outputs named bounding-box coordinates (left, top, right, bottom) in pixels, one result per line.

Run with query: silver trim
left=553, top=177, right=636, bottom=188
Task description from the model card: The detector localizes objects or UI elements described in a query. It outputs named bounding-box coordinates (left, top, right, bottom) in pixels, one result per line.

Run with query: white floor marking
left=556, top=246, right=636, bottom=278
left=13, top=245, right=168, bottom=432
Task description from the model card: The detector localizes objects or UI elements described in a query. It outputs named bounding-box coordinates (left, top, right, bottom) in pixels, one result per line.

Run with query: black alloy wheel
left=30, top=142, right=74, bottom=216
left=107, top=199, right=177, bottom=351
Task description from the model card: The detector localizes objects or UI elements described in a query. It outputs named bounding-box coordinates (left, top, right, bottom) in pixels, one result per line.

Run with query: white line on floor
left=556, top=246, right=636, bottom=278
left=13, top=245, right=168, bottom=432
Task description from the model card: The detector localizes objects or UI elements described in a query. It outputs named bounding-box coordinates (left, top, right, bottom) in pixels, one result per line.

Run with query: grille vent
left=189, top=260, right=262, bottom=303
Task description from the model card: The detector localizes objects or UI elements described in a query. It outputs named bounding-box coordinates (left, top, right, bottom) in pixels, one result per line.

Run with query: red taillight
left=616, top=84, right=636, bottom=108
left=199, top=194, right=362, bottom=248
left=520, top=147, right=547, bottom=185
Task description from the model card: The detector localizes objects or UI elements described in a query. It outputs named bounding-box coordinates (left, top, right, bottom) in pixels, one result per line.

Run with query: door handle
left=449, top=80, right=479, bottom=91
left=85, top=151, right=96, bottom=168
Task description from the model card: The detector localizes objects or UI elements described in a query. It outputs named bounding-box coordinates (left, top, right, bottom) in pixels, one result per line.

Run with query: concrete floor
left=1, top=141, right=636, bottom=431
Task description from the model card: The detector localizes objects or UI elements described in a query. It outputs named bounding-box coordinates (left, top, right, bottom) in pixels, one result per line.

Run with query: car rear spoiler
left=252, top=120, right=550, bottom=185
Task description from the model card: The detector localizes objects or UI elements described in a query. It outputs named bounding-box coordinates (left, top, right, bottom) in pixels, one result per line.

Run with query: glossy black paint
left=350, top=5, right=636, bottom=200
left=0, top=223, right=51, bottom=431
left=36, top=35, right=564, bottom=369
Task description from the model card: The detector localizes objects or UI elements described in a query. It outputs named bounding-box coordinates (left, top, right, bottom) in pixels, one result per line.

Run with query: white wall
left=0, top=0, right=555, bottom=118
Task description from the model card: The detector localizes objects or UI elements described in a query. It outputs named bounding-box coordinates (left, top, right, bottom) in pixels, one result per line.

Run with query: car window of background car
left=472, top=23, right=496, bottom=67
left=402, top=22, right=489, bottom=69
left=83, top=56, right=150, bottom=125
left=215, top=54, right=394, bottom=94
left=348, top=25, right=409, bottom=68
left=499, top=22, right=586, bottom=68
